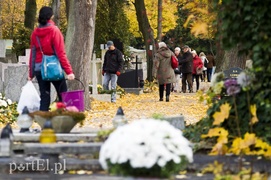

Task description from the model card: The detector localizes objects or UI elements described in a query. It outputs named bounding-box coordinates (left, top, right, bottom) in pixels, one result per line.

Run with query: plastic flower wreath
left=99, top=119, right=193, bottom=178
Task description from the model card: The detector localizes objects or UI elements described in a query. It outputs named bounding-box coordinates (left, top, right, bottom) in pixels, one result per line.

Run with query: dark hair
left=38, top=6, right=53, bottom=25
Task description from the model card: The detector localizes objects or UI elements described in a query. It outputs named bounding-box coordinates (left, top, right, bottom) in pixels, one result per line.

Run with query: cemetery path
left=11, top=82, right=211, bottom=132
left=70, top=81, right=211, bottom=132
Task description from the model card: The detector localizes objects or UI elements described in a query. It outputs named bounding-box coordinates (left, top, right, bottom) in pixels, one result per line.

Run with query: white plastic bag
left=17, top=81, right=40, bottom=114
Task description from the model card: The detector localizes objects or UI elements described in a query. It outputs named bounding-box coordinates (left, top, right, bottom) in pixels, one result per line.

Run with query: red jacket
left=29, top=20, right=73, bottom=78
left=192, top=55, right=203, bottom=75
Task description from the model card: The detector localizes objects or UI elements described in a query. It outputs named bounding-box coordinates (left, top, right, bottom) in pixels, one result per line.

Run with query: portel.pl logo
left=9, top=159, right=66, bottom=174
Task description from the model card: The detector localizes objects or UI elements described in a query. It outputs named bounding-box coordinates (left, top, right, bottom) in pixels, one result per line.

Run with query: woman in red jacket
left=28, top=6, right=75, bottom=111
left=191, top=50, right=203, bottom=92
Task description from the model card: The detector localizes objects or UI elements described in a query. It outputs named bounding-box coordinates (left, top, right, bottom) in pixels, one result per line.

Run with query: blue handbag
left=36, top=37, right=64, bottom=81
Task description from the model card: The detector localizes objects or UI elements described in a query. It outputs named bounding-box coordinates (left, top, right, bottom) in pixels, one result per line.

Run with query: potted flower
left=29, top=102, right=85, bottom=133
left=99, top=119, right=193, bottom=178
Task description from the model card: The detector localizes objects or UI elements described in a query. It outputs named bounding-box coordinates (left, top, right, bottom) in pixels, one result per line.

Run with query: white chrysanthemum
left=6, top=99, right=12, bottom=105
left=237, top=71, right=251, bottom=88
left=99, top=119, right=193, bottom=170
left=0, top=99, right=7, bottom=107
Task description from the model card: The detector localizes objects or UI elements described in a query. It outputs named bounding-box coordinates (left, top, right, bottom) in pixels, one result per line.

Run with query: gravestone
left=223, top=67, right=242, bottom=79
left=117, top=69, right=143, bottom=88
left=3, top=65, right=56, bottom=103
left=0, top=40, right=5, bottom=58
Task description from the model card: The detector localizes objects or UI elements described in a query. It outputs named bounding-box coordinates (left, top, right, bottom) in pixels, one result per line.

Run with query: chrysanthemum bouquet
left=29, top=102, right=85, bottom=122
left=0, top=93, right=18, bottom=124
left=99, top=119, right=193, bottom=178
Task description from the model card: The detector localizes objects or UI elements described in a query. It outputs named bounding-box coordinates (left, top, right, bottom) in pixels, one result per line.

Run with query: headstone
left=117, top=69, right=143, bottom=88
left=3, top=65, right=56, bottom=103
left=0, top=40, right=6, bottom=58
left=223, top=67, right=242, bottom=79
left=4, top=65, right=29, bottom=102
left=0, top=62, right=22, bottom=81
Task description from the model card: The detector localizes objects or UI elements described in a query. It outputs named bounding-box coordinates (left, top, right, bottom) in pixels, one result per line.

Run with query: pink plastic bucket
left=61, top=79, right=85, bottom=112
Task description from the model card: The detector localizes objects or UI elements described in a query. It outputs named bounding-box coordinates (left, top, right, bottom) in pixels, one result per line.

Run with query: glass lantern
left=17, top=106, right=33, bottom=133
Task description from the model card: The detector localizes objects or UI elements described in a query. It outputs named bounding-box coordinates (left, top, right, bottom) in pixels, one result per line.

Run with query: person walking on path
left=28, top=6, right=75, bottom=111
left=206, top=53, right=215, bottom=82
left=102, top=40, right=124, bottom=103
left=199, top=52, right=208, bottom=82
left=172, top=47, right=182, bottom=92
left=191, top=50, right=203, bottom=92
left=179, top=45, right=193, bottom=93
left=152, top=42, right=175, bottom=102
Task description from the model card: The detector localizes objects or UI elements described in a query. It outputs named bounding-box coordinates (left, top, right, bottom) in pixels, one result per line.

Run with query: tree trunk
left=214, top=8, right=246, bottom=73
left=52, top=0, right=61, bottom=26
left=157, top=0, right=162, bottom=42
left=65, top=0, right=97, bottom=110
left=134, top=0, right=155, bottom=81
left=24, top=0, right=37, bottom=30
left=215, top=48, right=247, bottom=73
left=65, top=0, right=70, bottom=21
left=0, top=0, right=2, bottom=38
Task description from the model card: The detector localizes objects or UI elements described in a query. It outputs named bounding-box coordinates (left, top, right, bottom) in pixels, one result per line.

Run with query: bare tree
left=24, top=0, right=37, bottom=30
left=157, top=0, right=162, bottom=42
left=134, top=0, right=155, bottom=81
left=52, top=0, right=61, bottom=26
left=65, top=0, right=97, bottom=110
left=0, top=0, right=2, bottom=38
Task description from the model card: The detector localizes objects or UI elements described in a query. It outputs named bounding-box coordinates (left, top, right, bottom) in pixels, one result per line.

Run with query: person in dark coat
left=206, top=53, right=215, bottom=82
left=152, top=42, right=175, bottom=102
left=102, top=41, right=124, bottom=103
left=179, top=45, right=193, bottom=93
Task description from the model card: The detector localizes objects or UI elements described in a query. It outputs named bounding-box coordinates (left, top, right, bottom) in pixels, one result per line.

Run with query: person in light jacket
left=152, top=42, right=175, bottom=102
left=199, top=52, right=208, bottom=82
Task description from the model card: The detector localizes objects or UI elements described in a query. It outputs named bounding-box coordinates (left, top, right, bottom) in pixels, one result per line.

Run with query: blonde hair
left=191, top=50, right=197, bottom=55
left=199, top=52, right=206, bottom=57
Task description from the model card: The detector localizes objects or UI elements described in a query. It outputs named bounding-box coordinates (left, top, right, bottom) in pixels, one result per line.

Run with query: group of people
left=29, top=6, right=215, bottom=108
left=152, top=42, right=215, bottom=102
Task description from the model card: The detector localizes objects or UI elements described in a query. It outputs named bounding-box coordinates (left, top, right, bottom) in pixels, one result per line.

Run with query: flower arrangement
left=0, top=93, right=18, bottom=124
left=99, top=119, right=193, bottom=178
left=185, top=70, right=271, bottom=156
left=29, top=102, right=85, bottom=122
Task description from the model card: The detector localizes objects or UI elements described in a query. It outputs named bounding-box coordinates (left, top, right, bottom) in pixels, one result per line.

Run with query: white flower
left=99, top=119, right=193, bottom=170
left=237, top=71, right=251, bottom=88
left=6, top=99, right=12, bottom=105
left=0, top=99, right=8, bottom=107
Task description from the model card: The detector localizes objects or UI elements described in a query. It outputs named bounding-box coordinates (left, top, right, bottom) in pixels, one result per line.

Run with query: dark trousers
left=35, top=71, right=67, bottom=111
left=192, top=74, right=201, bottom=91
left=207, top=68, right=213, bottom=82
left=200, top=70, right=207, bottom=81
left=159, top=83, right=171, bottom=99
left=182, top=73, right=193, bottom=93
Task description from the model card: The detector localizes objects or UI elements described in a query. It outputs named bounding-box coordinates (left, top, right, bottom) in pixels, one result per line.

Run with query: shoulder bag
left=196, top=66, right=203, bottom=75
left=36, top=37, right=64, bottom=81
left=171, top=55, right=179, bottom=69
